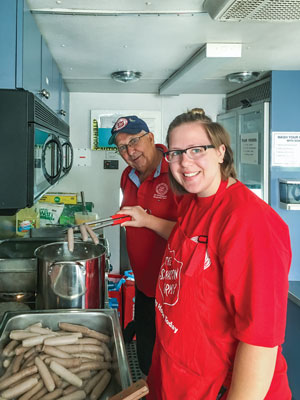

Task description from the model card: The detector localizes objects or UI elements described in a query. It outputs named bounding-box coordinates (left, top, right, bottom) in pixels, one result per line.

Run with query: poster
left=272, top=132, right=300, bottom=167
left=90, top=110, right=161, bottom=150
left=240, top=132, right=259, bottom=164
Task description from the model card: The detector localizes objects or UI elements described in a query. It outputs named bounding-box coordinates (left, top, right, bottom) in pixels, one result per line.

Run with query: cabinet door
left=59, top=79, right=70, bottom=123
left=0, top=0, right=17, bottom=88
left=22, top=0, right=41, bottom=94
left=51, top=60, right=61, bottom=114
left=237, top=102, right=269, bottom=202
left=217, top=111, right=238, bottom=167
left=41, top=38, right=53, bottom=105
left=41, top=38, right=61, bottom=114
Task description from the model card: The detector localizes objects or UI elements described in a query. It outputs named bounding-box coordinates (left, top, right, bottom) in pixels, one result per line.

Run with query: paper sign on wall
left=240, top=132, right=259, bottom=165
left=272, top=132, right=300, bottom=167
left=91, top=110, right=161, bottom=150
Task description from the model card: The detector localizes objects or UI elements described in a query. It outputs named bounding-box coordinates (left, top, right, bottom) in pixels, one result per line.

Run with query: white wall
left=55, top=92, right=224, bottom=272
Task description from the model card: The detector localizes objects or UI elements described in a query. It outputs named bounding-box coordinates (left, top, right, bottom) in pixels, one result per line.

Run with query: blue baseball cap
left=108, top=115, right=149, bottom=145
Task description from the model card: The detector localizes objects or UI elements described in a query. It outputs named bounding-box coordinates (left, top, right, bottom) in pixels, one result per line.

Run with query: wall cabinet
left=22, top=0, right=41, bottom=95
left=0, top=0, right=69, bottom=122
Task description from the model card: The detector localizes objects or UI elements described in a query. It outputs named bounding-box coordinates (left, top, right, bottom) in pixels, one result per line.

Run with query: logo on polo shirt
left=153, top=183, right=168, bottom=200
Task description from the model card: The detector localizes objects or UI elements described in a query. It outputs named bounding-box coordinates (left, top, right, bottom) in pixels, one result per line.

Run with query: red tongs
left=65, top=213, right=131, bottom=233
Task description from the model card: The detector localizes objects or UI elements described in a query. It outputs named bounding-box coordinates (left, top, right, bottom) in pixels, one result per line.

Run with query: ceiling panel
left=27, top=0, right=300, bottom=94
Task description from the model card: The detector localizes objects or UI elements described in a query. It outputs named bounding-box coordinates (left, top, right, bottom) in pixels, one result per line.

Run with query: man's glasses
left=117, top=132, right=149, bottom=154
left=164, top=145, right=215, bottom=163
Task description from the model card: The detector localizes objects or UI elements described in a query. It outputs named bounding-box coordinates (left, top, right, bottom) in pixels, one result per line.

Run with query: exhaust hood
left=203, top=0, right=300, bottom=22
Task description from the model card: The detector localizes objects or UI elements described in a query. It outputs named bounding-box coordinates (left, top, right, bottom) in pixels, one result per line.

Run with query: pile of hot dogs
left=0, top=322, right=113, bottom=400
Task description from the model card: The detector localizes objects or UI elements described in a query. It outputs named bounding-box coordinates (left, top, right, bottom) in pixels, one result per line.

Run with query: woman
left=121, top=109, right=291, bottom=399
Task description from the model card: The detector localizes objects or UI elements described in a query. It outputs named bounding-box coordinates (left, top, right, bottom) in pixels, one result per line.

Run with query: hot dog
left=18, top=380, right=44, bottom=400
left=2, top=340, right=19, bottom=357
left=0, top=377, right=39, bottom=400
left=56, top=344, right=104, bottom=355
left=34, top=356, right=55, bottom=392
left=49, top=360, right=83, bottom=388
left=84, top=369, right=106, bottom=395
left=79, top=224, right=89, bottom=242
left=85, top=225, right=99, bottom=245
left=0, top=365, right=38, bottom=391
left=44, top=335, right=81, bottom=346
left=57, top=390, right=86, bottom=400
left=58, top=323, right=110, bottom=343
left=90, top=370, right=111, bottom=400
left=67, top=228, right=74, bottom=252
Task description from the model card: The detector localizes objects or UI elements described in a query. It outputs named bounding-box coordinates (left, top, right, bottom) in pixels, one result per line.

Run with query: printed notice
left=240, top=133, right=259, bottom=165
left=272, top=132, right=300, bottom=167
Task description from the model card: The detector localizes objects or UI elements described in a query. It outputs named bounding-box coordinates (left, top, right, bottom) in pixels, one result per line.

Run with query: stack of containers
left=108, top=271, right=135, bottom=329
left=108, top=274, right=124, bottom=325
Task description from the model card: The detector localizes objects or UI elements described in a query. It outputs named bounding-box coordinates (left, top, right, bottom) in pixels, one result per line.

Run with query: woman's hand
left=116, top=206, right=176, bottom=240
left=117, top=206, right=150, bottom=228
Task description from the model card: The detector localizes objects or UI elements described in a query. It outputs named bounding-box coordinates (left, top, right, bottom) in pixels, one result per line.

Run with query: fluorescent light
left=159, top=43, right=242, bottom=95
left=206, top=43, right=242, bottom=57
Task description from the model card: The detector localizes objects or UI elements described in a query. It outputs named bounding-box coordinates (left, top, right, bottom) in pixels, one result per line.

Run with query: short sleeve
left=219, top=204, right=291, bottom=346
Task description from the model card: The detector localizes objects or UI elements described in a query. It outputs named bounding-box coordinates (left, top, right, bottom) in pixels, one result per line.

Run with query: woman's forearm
left=226, top=341, right=278, bottom=400
left=145, top=214, right=176, bottom=240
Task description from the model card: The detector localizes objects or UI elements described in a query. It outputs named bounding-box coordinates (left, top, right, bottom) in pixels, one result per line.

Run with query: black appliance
left=0, top=89, right=73, bottom=215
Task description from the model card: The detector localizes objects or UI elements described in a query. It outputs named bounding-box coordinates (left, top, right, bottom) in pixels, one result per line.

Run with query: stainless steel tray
left=0, top=309, right=132, bottom=398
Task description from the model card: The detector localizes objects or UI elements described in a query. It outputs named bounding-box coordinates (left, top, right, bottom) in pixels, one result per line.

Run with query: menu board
left=240, top=132, right=259, bottom=165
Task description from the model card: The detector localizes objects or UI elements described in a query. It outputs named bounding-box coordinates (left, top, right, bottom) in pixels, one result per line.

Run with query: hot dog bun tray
left=0, top=309, right=132, bottom=398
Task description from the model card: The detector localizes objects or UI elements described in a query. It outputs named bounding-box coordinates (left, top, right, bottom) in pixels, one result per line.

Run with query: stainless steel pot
left=35, top=241, right=106, bottom=310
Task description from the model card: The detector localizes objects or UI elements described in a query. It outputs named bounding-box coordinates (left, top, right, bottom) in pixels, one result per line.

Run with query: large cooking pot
left=35, top=241, right=106, bottom=310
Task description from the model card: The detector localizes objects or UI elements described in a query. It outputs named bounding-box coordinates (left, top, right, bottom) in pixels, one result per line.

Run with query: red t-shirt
left=121, top=144, right=178, bottom=297
left=147, top=180, right=291, bottom=399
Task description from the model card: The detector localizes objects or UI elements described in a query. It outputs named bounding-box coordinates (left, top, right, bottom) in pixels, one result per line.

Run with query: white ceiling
left=27, top=0, right=300, bottom=95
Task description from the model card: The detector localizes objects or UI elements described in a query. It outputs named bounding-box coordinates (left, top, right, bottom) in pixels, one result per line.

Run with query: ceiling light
left=111, top=71, right=142, bottom=83
left=159, top=43, right=242, bottom=95
left=226, top=71, right=260, bottom=84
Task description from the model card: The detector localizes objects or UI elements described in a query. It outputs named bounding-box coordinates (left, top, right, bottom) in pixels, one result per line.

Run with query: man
left=108, top=115, right=178, bottom=376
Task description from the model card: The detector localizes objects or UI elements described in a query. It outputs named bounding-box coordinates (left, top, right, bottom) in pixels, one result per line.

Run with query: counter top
left=288, top=281, right=300, bottom=307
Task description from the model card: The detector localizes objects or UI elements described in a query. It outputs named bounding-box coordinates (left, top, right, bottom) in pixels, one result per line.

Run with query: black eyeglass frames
left=117, top=132, right=149, bottom=154
left=164, top=145, right=215, bottom=163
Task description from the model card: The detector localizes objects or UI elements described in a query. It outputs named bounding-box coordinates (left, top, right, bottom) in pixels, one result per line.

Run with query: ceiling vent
left=203, top=0, right=300, bottom=22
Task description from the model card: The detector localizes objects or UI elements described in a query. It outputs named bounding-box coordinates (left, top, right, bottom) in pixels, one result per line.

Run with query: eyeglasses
left=117, top=132, right=149, bottom=154
left=164, top=145, right=215, bottom=163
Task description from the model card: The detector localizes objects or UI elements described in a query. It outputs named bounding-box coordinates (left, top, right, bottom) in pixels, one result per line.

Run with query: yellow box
left=39, top=193, right=77, bottom=204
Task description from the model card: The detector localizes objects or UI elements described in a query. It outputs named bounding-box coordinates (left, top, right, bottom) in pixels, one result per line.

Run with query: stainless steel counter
left=288, top=280, right=300, bottom=307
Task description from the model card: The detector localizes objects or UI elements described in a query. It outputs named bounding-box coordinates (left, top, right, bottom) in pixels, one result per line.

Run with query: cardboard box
left=123, top=280, right=135, bottom=330
left=108, top=274, right=123, bottom=326
left=39, top=193, right=77, bottom=204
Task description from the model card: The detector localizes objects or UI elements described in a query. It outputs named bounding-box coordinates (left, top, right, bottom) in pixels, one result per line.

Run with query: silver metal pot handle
left=48, top=261, right=87, bottom=300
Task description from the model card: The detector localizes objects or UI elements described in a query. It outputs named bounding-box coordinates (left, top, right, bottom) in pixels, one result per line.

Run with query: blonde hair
left=166, top=108, right=237, bottom=194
